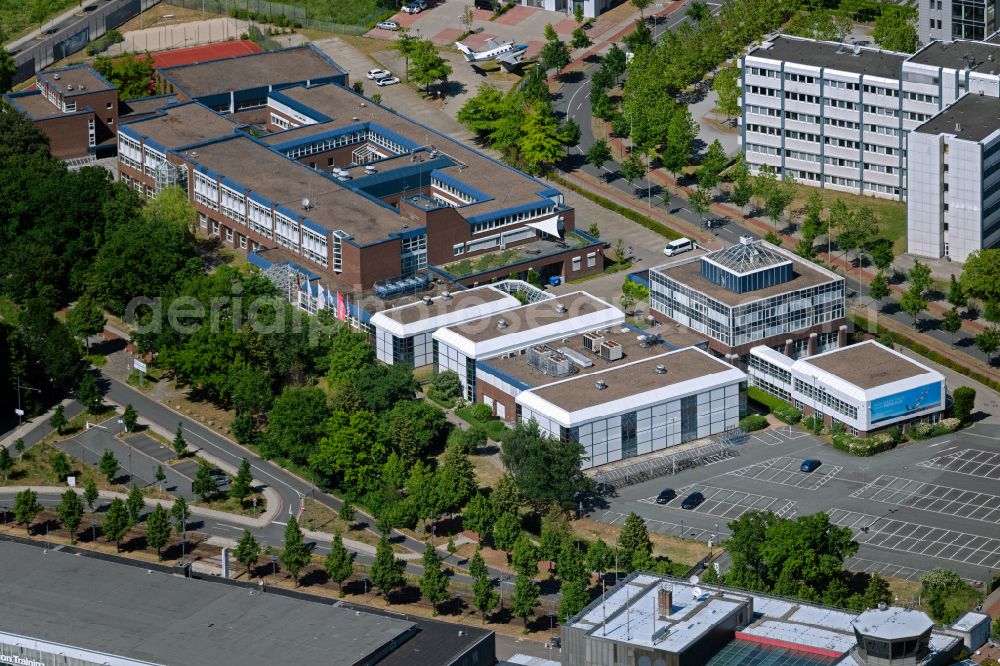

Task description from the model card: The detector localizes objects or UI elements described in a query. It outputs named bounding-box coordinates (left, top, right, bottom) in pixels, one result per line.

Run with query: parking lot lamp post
left=679, top=519, right=684, bottom=536
left=363, top=575, right=369, bottom=601
left=271, top=554, right=278, bottom=576
left=90, top=520, right=97, bottom=542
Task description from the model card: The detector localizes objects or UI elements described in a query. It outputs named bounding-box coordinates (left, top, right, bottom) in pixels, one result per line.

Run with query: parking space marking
left=919, top=448, right=1000, bottom=479
left=728, top=457, right=841, bottom=490
left=639, top=485, right=796, bottom=519
left=850, top=475, right=1000, bottom=524
left=597, top=510, right=728, bottom=541
left=829, top=508, right=1000, bottom=569
left=751, top=431, right=783, bottom=447
left=844, top=556, right=924, bottom=581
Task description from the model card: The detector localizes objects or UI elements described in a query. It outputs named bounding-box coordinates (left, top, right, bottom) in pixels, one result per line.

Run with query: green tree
left=50, top=450, right=71, bottom=481
left=511, top=574, right=540, bottom=631
left=909, top=260, right=933, bottom=296
left=493, top=510, right=521, bottom=553
left=172, top=423, right=187, bottom=457
left=512, top=534, right=540, bottom=578
left=837, top=206, right=881, bottom=264
left=662, top=106, right=698, bottom=179
left=65, top=294, right=105, bottom=352
left=713, top=66, right=740, bottom=120
left=585, top=139, right=613, bottom=181
left=952, top=386, right=976, bottom=424
left=689, top=187, right=711, bottom=227
left=976, top=327, right=1000, bottom=363
left=868, top=271, right=890, bottom=309
left=620, top=153, right=645, bottom=195
left=518, top=104, right=566, bottom=175
left=145, top=503, right=171, bottom=560
left=122, top=403, right=138, bottom=433
left=900, top=287, right=928, bottom=327
left=764, top=173, right=796, bottom=228
left=730, top=154, right=753, bottom=212
left=126, top=485, right=145, bottom=526
left=370, top=534, right=406, bottom=603
left=870, top=239, right=895, bottom=272
left=617, top=512, right=653, bottom=573
left=571, top=26, right=592, bottom=49
left=873, top=8, right=918, bottom=53
left=261, top=386, right=330, bottom=463
left=604, top=42, right=627, bottom=80
left=281, top=516, right=311, bottom=587
left=99, top=449, right=119, bottom=484
left=697, top=139, right=728, bottom=192
left=759, top=512, right=858, bottom=601
left=456, top=84, right=506, bottom=139
left=0, top=48, right=15, bottom=93
left=437, top=442, right=478, bottom=513
left=83, top=478, right=98, bottom=513
left=103, top=497, right=130, bottom=551
left=430, top=370, right=463, bottom=402
left=0, top=446, right=12, bottom=481
left=573, top=1, right=584, bottom=23
left=501, top=420, right=590, bottom=511
left=394, top=28, right=421, bottom=82
left=941, top=307, right=962, bottom=334
left=630, top=0, right=652, bottom=17
left=557, top=537, right=587, bottom=583
left=155, top=465, right=166, bottom=489
left=860, top=573, right=893, bottom=610
left=56, top=488, right=84, bottom=543
left=14, top=489, right=41, bottom=534
left=230, top=457, right=253, bottom=505
left=234, top=528, right=262, bottom=577
left=310, top=410, right=385, bottom=495
left=171, top=497, right=189, bottom=536
left=723, top=511, right=780, bottom=591
left=77, top=373, right=103, bottom=413
left=686, top=0, right=709, bottom=21
left=947, top=274, right=967, bottom=309
left=585, top=538, right=614, bottom=578
left=408, top=40, right=453, bottom=94
left=463, top=493, right=494, bottom=542
left=420, top=542, right=450, bottom=615
left=559, top=578, right=589, bottom=621
left=192, top=464, right=218, bottom=502
left=472, top=549, right=500, bottom=622
left=325, top=329, right=375, bottom=385
left=92, top=53, right=155, bottom=99
left=325, top=532, right=355, bottom=596
left=340, top=500, right=355, bottom=526
left=49, top=404, right=67, bottom=435
left=491, top=474, right=521, bottom=517
left=960, top=249, right=1000, bottom=303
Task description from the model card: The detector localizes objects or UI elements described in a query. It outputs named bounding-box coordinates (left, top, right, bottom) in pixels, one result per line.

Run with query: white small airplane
left=455, top=37, right=528, bottom=71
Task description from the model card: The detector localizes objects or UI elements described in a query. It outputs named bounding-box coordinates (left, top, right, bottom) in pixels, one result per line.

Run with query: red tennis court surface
left=150, top=40, right=261, bottom=69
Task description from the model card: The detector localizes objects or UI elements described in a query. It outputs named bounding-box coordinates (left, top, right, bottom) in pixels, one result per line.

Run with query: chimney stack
left=658, top=587, right=672, bottom=620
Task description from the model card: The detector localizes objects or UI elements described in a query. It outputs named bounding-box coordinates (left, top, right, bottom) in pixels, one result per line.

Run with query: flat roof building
left=748, top=340, right=947, bottom=436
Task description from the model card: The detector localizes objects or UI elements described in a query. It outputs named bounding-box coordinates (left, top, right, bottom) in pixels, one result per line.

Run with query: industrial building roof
left=915, top=92, right=1000, bottom=142
left=122, top=102, right=240, bottom=149
left=908, top=39, right=1000, bottom=71
left=706, top=640, right=839, bottom=665
left=38, top=64, right=114, bottom=95
left=4, top=91, right=66, bottom=119
left=801, top=340, right=936, bottom=390
left=158, top=45, right=344, bottom=98
left=370, top=284, right=522, bottom=336
left=747, top=35, right=906, bottom=79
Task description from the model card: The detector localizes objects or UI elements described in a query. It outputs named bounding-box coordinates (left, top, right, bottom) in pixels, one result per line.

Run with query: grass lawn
left=1, top=0, right=80, bottom=42
left=786, top=183, right=907, bottom=254
left=1, top=441, right=118, bottom=493
left=193, top=491, right=266, bottom=518
left=572, top=517, right=709, bottom=569
left=454, top=405, right=510, bottom=441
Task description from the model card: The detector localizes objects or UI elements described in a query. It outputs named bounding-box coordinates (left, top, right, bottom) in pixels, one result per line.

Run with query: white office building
left=748, top=340, right=946, bottom=436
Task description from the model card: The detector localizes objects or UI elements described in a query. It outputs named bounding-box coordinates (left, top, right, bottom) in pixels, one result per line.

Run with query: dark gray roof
left=748, top=35, right=905, bottom=79
left=915, top=93, right=1000, bottom=142
left=908, top=39, right=1000, bottom=71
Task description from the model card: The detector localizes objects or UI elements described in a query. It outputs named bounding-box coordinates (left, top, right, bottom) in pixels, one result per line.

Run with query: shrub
left=908, top=418, right=960, bottom=440
left=739, top=414, right=768, bottom=431
left=470, top=403, right=493, bottom=422
left=773, top=404, right=801, bottom=425
left=746, top=386, right=787, bottom=414
left=802, top=415, right=822, bottom=434
left=831, top=431, right=897, bottom=457
left=952, top=386, right=976, bottom=424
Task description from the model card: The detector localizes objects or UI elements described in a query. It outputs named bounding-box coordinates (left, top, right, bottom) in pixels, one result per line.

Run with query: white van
left=663, top=238, right=693, bottom=256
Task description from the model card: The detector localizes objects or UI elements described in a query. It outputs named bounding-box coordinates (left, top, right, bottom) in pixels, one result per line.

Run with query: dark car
left=474, top=0, right=495, bottom=8
left=655, top=488, right=677, bottom=504
left=800, top=459, right=822, bottom=473
left=681, top=491, right=704, bottom=510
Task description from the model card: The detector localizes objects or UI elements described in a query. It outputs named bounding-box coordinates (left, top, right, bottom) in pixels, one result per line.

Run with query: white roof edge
left=749, top=345, right=795, bottom=369
left=370, top=288, right=520, bottom=338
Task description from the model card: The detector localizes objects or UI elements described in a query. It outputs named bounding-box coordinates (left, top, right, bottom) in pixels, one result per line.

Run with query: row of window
left=793, top=378, right=859, bottom=419
left=471, top=206, right=556, bottom=235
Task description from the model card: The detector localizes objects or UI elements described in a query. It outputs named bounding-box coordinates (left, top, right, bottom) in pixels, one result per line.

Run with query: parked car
left=402, top=3, right=422, bottom=13
left=800, top=459, right=822, bottom=473
left=655, top=488, right=677, bottom=505
left=376, top=76, right=400, bottom=86
left=681, top=491, right=705, bottom=510
left=366, top=68, right=391, bottom=80
left=375, top=20, right=399, bottom=30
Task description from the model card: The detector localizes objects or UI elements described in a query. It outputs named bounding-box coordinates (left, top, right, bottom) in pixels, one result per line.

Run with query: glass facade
left=952, top=0, right=991, bottom=39
left=706, top=640, right=839, bottom=666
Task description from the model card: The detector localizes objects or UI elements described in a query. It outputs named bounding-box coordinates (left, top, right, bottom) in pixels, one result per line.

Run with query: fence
left=168, top=0, right=376, bottom=35
left=594, top=429, right=747, bottom=490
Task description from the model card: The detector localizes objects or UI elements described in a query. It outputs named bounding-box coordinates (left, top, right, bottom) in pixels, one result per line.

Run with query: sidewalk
left=0, top=399, right=80, bottom=451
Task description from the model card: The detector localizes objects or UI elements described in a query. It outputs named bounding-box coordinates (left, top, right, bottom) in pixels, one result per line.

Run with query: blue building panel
left=870, top=383, right=942, bottom=423
left=466, top=200, right=555, bottom=225
left=301, top=218, right=327, bottom=235
left=475, top=360, right=532, bottom=392
left=220, top=176, right=244, bottom=192
left=430, top=169, right=490, bottom=203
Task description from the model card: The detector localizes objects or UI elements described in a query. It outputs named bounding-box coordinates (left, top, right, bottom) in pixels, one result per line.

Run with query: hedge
left=831, top=431, right=898, bottom=457
left=548, top=173, right=683, bottom=241
left=747, top=386, right=785, bottom=413
left=739, top=414, right=768, bottom=431
left=851, top=313, right=1000, bottom=394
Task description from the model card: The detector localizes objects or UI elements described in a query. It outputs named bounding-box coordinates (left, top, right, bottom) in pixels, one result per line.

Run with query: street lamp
left=90, top=519, right=97, bottom=542
left=1, top=504, right=7, bottom=526
left=271, top=554, right=278, bottom=576
left=118, top=418, right=133, bottom=489
left=363, top=575, right=369, bottom=601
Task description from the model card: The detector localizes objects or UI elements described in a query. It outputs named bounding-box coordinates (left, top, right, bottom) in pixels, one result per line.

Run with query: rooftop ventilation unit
left=301, top=197, right=312, bottom=210
left=496, top=318, right=508, bottom=330
left=655, top=364, right=667, bottom=374
left=956, top=122, right=963, bottom=133
left=739, top=235, right=754, bottom=246
left=554, top=303, right=567, bottom=313
left=582, top=331, right=604, bottom=352
left=600, top=340, right=622, bottom=361
left=558, top=347, right=593, bottom=368
left=441, top=290, right=452, bottom=300
left=66, top=84, right=73, bottom=91
left=53, top=74, right=60, bottom=80
left=79, top=85, right=85, bottom=90
left=422, top=295, right=433, bottom=305
left=595, top=379, right=607, bottom=390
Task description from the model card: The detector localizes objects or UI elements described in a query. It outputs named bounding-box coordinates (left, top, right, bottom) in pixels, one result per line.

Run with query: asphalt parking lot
left=592, top=422, right=1000, bottom=583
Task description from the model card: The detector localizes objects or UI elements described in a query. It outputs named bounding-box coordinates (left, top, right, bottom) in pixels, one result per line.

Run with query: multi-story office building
left=920, top=0, right=999, bottom=42
left=647, top=236, right=847, bottom=363
left=739, top=34, right=1000, bottom=202
left=907, top=92, right=1000, bottom=261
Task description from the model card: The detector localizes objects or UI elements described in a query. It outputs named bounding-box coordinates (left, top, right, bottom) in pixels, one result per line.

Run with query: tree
left=457, top=84, right=506, bottom=139
left=899, top=287, right=928, bottom=327
left=689, top=187, right=711, bottom=227
left=960, top=249, right=1000, bottom=303
left=395, top=29, right=421, bottom=81
left=585, top=139, right=613, bottom=181
left=83, top=478, right=98, bottom=513
left=697, top=139, right=727, bottom=193
left=722, top=511, right=780, bottom=591
left=172, top=423, right=187, bottom=457
left=574, top=1, right=584, bottom=23
left=947, top=274, right=967, bottom=309
left=171, top=497, right=189, bottom=536
left=493, top=510, right=521, bottom=553
left=472, top=550, right=500, bottom=623
left=154, top=465, right=166, bottom=489
left=92, top=53, right=154, bottom=99
left=430, top=370, right=462, bottom=402
left=511, top=574, right=541, bottom=631
left=838, top=206, right=881, bottom=265
left=463, top=493, right=494, bottom=542
left=557, top=537, right=587, bottom=583
left=408, top=40, right=453, bottom=94
left=370, top=534, right=406, bottom=603
left=77, top=373, right=102, bottom=413
left=519, top=103, right=566, bottom=175
left=50, top=450, right=71, bottom=482
left=99, top=449, right=119, bottom=484
left=617, top=513, right=653, bottom=573
left=941, top=308, right=962, bottom=335
left=0, top=446, right=12, bottom=482
left=501, top=420, right=590, bottom=511
left=559, top=578, right=589, bottom=621
left=14, top=489, right=41, bottom=534
left=512, top=534, right=540, bottom=578
left=230, top=457, right=253, bottom=505
left=55, top=489, right=84, bottom=542
left=437, top=442, right=478, bottom=513
left=66, top=294, right=105, bottom=352
left=571, top=27, right=592, bottom=49
left=909, top=260, right=932, bottom=296
left=952, top=386, right=976, bottom=424
left=281, top=516, right=311, bottom=587
left=122, top=403, right=138, bottom=433
left=491, top=474, right=521, bottom=517
left=860, top=573, right=893, bottom=610
left=713, top=67, right=740, bottom=120
left=663, top=106, right=698, bottom=179
left=420, top=542, right=450, bottom=615
left=630, top=0, right=652, bottom=17
left=49, top=404, right=67, bottom=435
left=192, top=464, right=218, bottom=502
left=976, top=327, right=1000, bottom=363
left=873, top=8, right=918, bottom=53
left=586, top=538, right=615, bottom=578
left=730, top=154, right=753, bottom=212
left=686, top=0, right=709, bottom=21
left=764, top=174, right=796, bottom=228
left=868, top=272, right=890, bottom=309
left=144, top=504, right=171, bottom=559
left=103, top=497, right=130, bottom=551
left=0, top=47, right=15, bottom=94
left=620, top=153, right=645, bottom=195
left=126, top=485, right=145, bottom=526
left=233, top=528, right=262, bottom=577
left=261, top=386, right=330, bottom=463
left=870, top=239, right=895, bottom=273
left=340, top=500, right=355, bottom=526
left=325, top=532, right=355, bottom=596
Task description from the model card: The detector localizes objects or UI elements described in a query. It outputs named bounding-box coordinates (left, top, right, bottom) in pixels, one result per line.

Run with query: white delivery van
left=663, top=238, right=693, bottom=256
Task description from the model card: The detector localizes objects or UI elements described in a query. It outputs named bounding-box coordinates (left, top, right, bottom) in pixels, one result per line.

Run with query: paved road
left=594, top=421, right=1000, bottom=583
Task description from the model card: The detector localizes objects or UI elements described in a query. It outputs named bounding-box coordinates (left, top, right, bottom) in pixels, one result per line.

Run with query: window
left=225, top=227, right=234, bottom=242
left=454, top=243, right=465, bottom=256
left=587, top=252, right=596, bottom=268
left=63, top=101, right=76, bottom=112
left=572, top=256, right=582, bottom=271
left=240, top=235, right=247, bottom=249
left=106, top=102, right=113, bottom=109
left=199, top=213, right=208, bottom=229
left=211, top=220, right=220, bottom=235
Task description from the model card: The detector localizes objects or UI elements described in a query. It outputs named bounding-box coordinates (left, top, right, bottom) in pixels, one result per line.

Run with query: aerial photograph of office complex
left=3, top=0, right=1000, bottom=662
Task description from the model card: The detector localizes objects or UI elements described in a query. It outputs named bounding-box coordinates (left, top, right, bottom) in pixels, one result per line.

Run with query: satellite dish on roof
left=301, top=197, right=312, bottom=209
left=689, top=575, right=700, bottom=585
left=693, top=587, right=704, bottom=598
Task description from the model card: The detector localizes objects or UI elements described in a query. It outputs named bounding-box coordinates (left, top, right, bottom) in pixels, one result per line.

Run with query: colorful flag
left=336, top=292, right=346, bottom=320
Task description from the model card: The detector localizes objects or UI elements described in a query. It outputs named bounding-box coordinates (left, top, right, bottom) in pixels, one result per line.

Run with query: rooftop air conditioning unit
left=422, top=295, right=433, bottom=305
left=554, top=303, right=567, bottom=313
left=594, top=379, right=607, bottom=390
left=582, top=331, right=604, bottom=352
left=600, top=340, right=622, bottom=361
left=655, top=364, right=667, bottom=375
left=496, top=319, right=509, bottom=330
left=441, top=291, right=452, bottom=300
left=66, top=84, right=73, bottom=90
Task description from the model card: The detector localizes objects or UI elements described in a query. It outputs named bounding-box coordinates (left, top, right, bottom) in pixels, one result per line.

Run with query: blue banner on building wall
left=870, top=383, right=941, bottom=423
